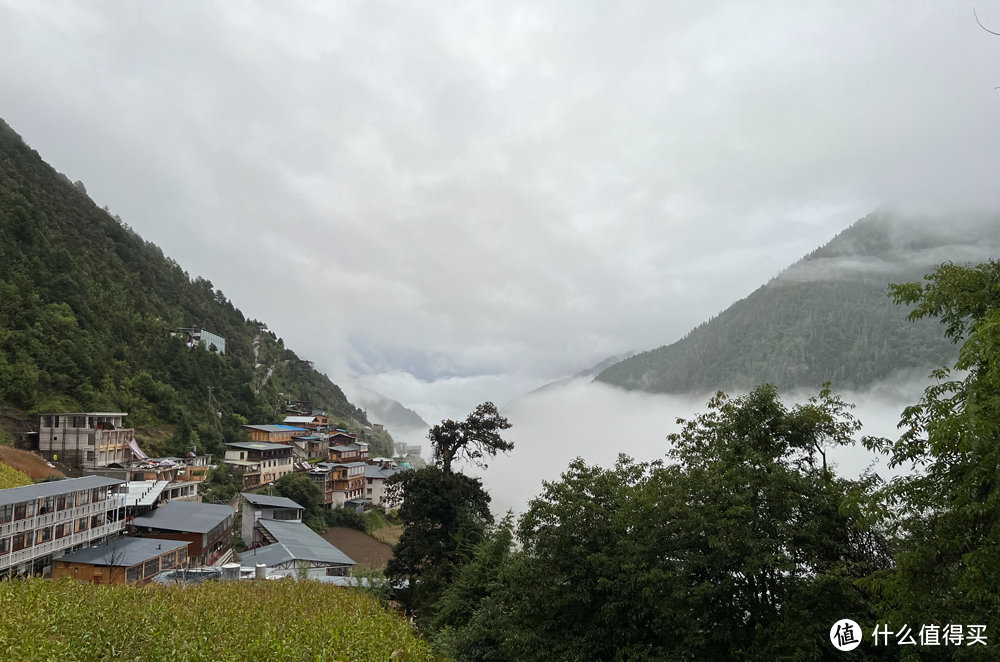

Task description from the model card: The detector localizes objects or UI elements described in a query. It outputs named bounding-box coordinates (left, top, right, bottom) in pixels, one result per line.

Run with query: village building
left=0, top=476, right=126, bottom=579
left=130, top=501, right=234, bottom=566
left=365, top=463, right=404, bottom=507
left=240, top=493, right=304, bottom=546
left=177, top=327, right=226, bottom=354
left=52, top=537, right=189, bottom=585
left=243, top=518, right=354, bottom=577
left=224, top=442, right=294, bottom=488
left=242, top=424, right=310, bottom=444
left=310, top=461, right=366, bottom=507
left=282, top=415, right=324, bottom=431
left=38, top=412, right=147, bottom=470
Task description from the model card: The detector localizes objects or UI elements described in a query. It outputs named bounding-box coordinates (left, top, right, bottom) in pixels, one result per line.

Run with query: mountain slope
left=597, top=210, right=1000, bottom=394
left=0, top=118, right=385, bottom=457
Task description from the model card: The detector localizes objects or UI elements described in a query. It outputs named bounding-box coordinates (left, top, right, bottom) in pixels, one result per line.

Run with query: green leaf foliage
left=0, top=117, right=378, bottom=457
left=865, top=260, right=1000, bottom=657
left=440, top=386, right=892, bottom=661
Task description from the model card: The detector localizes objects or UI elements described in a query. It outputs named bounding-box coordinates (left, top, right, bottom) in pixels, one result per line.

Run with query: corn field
left=0, top=462, right=31, bottom=489
left=0, top=578, right=436, bottom=661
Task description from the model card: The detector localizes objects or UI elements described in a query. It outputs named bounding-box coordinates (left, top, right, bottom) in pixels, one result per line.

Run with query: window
left=55, top=523, right=70, bottom=539
left=35, top=527, right=52, bottom=544
left=0, top=505, right=11, bottom=524
left=86, top=451, right=95, bottom=461
left=143, top=558, right=159, bottom=578
left=161, top=550, right=176, bottom=568
left=0, top=538, right=8, bottom=555
left=13, top=503, right=27, bottom=520
left=75, top=518, right=88, bottom=533
left=91, top=514, right=104, bottom=529
left=40, top=497, right=54, bottom=514
left=126, top=565, right=142, bottom=584
left=78, top=490, right=90, bottom=506
left=91, top=488, right=102, bottom=503
left=12, top=533, right=30, bottom=552
left=177, top=548, right=187, bottom=566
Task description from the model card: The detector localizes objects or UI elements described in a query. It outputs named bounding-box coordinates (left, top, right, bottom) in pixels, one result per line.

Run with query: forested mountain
left=597, top=210, right=1000, bottom=393
left=0, top=118, right=392, bottom=457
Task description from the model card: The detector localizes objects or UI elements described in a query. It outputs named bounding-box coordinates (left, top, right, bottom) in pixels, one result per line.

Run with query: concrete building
left=177, top=327, right=226, bottom=354
left=0, top=476, right=126, bottom=579
left=365, top=463, right=404, bottom=507
left=240, top=493, right=304, bottom=547
left=38, top=412, right=145, bottom=470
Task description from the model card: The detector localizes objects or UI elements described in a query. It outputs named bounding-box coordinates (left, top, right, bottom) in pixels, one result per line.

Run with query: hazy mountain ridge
left=0, top=117, right=387, bottom=457
left=596, top=210, right=1000, bottom=394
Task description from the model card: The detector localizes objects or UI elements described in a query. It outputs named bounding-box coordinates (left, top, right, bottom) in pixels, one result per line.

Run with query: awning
left=128, top=439, right=149, bottom=460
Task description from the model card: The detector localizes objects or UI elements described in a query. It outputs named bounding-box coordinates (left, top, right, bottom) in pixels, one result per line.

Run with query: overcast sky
left=2, top=1, right=999, bottom=425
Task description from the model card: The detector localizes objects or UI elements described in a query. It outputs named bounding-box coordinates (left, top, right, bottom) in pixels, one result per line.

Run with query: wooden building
left=53, top=537, right=188, bottom=585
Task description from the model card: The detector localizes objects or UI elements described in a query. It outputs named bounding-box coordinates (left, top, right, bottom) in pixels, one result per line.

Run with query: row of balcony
left=1, top=498, right=126, bottom=537
left=0, top=523, right=124, bottom=570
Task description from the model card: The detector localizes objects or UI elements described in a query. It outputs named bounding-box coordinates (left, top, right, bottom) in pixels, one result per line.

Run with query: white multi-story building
left=0, top=476, right=126, bottom=579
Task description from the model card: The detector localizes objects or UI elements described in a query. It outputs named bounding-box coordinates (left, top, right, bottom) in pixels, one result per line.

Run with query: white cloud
left=0, top=1, right=997, bottom=418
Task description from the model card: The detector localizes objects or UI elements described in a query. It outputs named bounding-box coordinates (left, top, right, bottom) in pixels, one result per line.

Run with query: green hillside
left=0, top=118, right=391, bottom=457
left=597, top=210, right=1000, bottom=393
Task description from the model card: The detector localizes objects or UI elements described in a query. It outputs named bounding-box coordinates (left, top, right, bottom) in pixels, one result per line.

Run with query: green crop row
left=0, top=462, right=32, bottom=490
left=0, top=578, right=436, bottom=661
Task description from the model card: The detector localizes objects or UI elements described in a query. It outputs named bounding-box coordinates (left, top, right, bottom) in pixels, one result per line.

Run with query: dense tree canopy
left=865, top=260, right=1000, bottom=649
left=431, top=386, right=892, bottom=661
left=0, top=118, right=382, bottom=458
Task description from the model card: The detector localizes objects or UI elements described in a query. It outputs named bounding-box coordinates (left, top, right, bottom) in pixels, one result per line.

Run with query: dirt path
left=322, top=527, right=394, bottom=569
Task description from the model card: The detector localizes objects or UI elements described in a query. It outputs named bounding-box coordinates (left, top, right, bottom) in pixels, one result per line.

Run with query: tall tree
left=866, top=260, right=1000, bottom=644
left=429, top=401, right=513, bottom=473
left=385, top=402, right=513, bottom=626
left=447, top=386, right=891, bottom=661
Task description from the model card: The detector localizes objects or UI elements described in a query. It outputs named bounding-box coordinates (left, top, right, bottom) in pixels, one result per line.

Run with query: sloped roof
left=132, top=501, right=234, bottom=533
left=226, top=441, right=291, bottom=452
left=57, top=537, right=188, bottom=567
left=241, top=493, right=303, bottom=510
left=250, top=519, right=354, bottom=567
left=282, top=416, right=317, bottom=424
left=243, top=425, right=309, bottom=433
left=0, top=476, right=123, bottom=507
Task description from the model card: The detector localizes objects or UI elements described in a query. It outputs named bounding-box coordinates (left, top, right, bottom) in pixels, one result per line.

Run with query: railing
left=0, top=497, right=125, bottom=537
left=0, top=522, right=125, bottom=571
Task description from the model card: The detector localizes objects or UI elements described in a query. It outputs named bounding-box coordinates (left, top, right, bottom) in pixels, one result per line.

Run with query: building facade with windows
left=38, top=412, right=145, bottom=470
left=0, top=476, right=126, bottom=579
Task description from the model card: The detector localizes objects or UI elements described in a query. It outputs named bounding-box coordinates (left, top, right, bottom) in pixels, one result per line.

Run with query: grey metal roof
left=365, top=465, right=401, bottom=480
left=0, top=476, right=124, bottom=507
left=250, top=519, right=354, bottom=566
left=242, top=425, right=309, bottom=433
left=226, top=441, right=291, bottom=451
left=132, top=501, right=234, bottom=533
left=57, top=537, right=189, bottom=567
left=241, top=493, right=303, bottom=510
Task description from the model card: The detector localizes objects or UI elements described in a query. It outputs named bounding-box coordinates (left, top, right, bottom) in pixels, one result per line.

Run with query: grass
left=0, top=447, right=63, bottom=481
left=0, top=461, right=32, bottom=489
left=0, top=578, right=435, bottom=661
